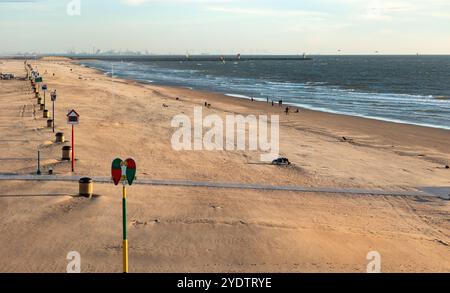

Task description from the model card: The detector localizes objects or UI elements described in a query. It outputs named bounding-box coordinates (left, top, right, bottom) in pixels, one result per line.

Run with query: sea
left=78, top=55, right=450, bottom=130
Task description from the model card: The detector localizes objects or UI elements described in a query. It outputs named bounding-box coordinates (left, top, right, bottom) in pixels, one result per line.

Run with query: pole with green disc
left=112, top=158, right=136, bottom=273
left=122, top=182, right=128, bottom=273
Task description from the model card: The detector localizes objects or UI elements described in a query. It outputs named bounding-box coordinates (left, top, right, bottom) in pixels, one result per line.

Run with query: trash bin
left=62, top=146, right=72, bottom=161
left=47, top=119, right=53, bottom=128
left=55, top=132, right=65, bottom=143
left=79, top=177, right=93, bottom=198
left=43, top=110, right=49, bottom=118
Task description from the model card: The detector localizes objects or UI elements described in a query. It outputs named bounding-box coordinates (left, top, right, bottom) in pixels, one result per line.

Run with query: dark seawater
left=79, top=55, right=450, bottom=130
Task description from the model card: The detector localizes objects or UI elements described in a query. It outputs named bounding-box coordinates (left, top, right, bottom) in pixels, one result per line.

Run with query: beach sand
left=0, top=58, right=449, bottom=272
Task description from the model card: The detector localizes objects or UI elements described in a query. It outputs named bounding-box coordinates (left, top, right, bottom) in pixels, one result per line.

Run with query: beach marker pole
left=50, top=91, right=57, bottom=133
left=112, top=158, right=136, bottom=273
left=37, top=150, right=41, bottom=175
left=67, top=110, right=79, bottom=173
left=121, top=160, right=129, bottom=273
left=72, top=124, right=75, bottom=172
left=52, top=100, right=55, bottom=133
left=122, top=183, right=128, bottom=273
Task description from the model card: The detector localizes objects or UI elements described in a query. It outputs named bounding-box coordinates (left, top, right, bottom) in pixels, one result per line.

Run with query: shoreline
left=76, top=60, right=450, bottom=131
left=73, top=59, right=450, bottom=157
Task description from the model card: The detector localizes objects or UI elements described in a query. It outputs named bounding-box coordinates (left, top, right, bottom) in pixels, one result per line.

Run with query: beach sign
left=35, top=77, right=43, bottom=83
left=111, top=158, right=123, bottom=186
left=125, top=158, right=136, bottom=186
left=67, top=109, right=79, bottom=125
left=111, top=158, right=137, bottom=186
left=42, top=84, right=47, bottom=91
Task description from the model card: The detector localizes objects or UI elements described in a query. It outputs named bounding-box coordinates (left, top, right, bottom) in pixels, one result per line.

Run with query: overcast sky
left=1, top=0, right=449, bottom=54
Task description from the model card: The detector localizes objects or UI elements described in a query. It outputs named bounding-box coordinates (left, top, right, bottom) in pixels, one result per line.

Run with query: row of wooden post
left=26, top=62, right=74, bottom=173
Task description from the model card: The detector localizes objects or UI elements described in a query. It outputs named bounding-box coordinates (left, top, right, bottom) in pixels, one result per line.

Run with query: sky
left=0, top=0, right=449, bottom=55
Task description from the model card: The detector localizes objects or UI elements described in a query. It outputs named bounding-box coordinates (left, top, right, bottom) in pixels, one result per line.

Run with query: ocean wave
left=225, top=93, right=253, bottom=99
left=77, top=59, right=450, bottom=130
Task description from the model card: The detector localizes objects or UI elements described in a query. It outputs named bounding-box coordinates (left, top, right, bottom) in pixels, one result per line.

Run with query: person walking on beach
left=279, top=100, right=283, bottom=107
left=271, top=100, right=274, bottom=106
left=285, top=107, right=289, bottom=115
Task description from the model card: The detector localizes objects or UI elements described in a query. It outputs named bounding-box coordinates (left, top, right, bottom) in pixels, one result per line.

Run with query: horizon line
left=2, top=53, right=450, bottom=57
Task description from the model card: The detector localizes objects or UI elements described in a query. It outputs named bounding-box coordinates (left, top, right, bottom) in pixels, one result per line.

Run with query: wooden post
left=37, top=150, right=41, bottom=175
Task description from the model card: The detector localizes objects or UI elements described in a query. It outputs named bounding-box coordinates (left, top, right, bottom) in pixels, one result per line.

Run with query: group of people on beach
left=254, top=97, right=300, bottom=115
left=203, top=96, right=299, bottom=116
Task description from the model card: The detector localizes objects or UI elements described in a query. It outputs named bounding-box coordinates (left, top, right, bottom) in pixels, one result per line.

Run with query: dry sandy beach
left=0, top=58, right=449, bottom=272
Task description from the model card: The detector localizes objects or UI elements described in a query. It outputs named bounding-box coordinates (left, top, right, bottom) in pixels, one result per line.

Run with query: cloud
left=122, top=0, right=233, bottom=5
left=122, top=0, right=148, bottom=5
left=205, top=6, right=328, bottom=19
left=321, top=0, right=450, bottom=21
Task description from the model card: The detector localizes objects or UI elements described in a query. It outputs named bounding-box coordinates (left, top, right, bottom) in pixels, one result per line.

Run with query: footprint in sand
left=131, top=219, right=160, bottom=227
left=40, top=141, right=55, bottom=148
left=209, top=204, right=223, bottom=211
left=131, top=220, right=148, bottom=227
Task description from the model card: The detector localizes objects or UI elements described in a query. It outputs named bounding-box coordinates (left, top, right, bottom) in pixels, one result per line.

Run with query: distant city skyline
left=1, top=0, right=450, bottom=55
